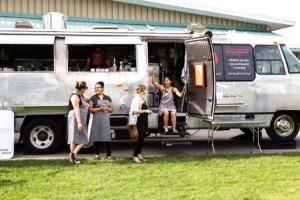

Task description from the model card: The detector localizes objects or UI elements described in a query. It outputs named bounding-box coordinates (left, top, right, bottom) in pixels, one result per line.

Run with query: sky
left=151, top=0, right=299, bottom=42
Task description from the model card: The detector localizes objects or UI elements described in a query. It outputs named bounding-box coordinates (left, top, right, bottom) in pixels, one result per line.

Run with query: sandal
left=106, top=156, right=116, bottom=161
left=133, top=158, right=141, bottom=163
left=139, top=158, right=147, bottom=162
left=163, top=126, right=169, bottom=133
left=94, top=155, right=100, bottom=160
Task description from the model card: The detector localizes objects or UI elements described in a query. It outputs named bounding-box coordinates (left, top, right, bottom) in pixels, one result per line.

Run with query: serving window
left=67, top=44, right=137, bottom=72
left=0, top=35, right=55, bottom=73
left=65, top=36, right=141, bottom=72
left=0, top=44, right=54, bottom=72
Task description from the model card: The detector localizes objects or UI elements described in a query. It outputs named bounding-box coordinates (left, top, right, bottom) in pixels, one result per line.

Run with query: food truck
left=1, top=12, right=300, bottom=153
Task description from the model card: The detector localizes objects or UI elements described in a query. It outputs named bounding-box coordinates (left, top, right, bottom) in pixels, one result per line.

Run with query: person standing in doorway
left=88, top=81, right=115, bottom=160
left=129, top=84, right=153, bottom=163
left=67, top=81, right=89, bottom=164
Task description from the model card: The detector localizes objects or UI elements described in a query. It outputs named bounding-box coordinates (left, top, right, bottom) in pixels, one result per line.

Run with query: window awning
left=0, top=35, right=55, bottom=44
left=65, top=36, right=142, bottom=45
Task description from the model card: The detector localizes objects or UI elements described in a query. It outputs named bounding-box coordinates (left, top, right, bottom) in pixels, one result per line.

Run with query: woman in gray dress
left=152, top=68, right=186, bottom=132
left=88, top=81, right=115, bottom=160
left=68, top=80, right=89, bottom=164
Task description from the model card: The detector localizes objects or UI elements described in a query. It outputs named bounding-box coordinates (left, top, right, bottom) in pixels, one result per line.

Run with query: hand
left=102, top=105, right=108, bottom=111
left=152, top=68, right=157, bottom=74
left=78, top=122, right=83, bottom=133
left=183, top=85, right=187, bottom=90
left=146, top=110, right=153, bottom=114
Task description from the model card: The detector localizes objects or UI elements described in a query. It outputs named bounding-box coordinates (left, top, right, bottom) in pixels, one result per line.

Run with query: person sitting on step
left=151, top=67, right=186, bottom=132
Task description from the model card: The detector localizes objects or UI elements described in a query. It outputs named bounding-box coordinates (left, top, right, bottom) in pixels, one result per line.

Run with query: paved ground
left=9, top=129, right=300, bottom=160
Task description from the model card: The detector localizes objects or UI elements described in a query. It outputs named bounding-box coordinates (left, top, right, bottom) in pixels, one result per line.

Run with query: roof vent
left=147, top=25, right=155, bottom=31
left=15, top=20, right=33, bottom=29
left=43, top=12, right=67, bottom=29
left=126, top=25, right=134, bottom=31
left=187, top=23, right=213, bottom=38
left=92, top=26, right=118, bottom=30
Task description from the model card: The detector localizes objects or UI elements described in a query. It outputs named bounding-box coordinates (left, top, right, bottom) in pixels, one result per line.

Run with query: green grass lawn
left=1, top=153, right=300, bottom=200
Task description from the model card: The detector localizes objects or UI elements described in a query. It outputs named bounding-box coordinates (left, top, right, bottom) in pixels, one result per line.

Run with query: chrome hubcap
left=274, top=115, right=294, bottom=137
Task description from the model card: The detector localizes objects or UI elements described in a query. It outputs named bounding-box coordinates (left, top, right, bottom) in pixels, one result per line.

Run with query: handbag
left=127, top=124, right=138, bottom=139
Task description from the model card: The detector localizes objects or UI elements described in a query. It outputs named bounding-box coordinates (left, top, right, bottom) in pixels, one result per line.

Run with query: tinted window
left=254, top=45, right=285, bottom=75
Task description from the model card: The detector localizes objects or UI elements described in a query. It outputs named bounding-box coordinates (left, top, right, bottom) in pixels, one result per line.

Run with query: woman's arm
left=106, top=102, right=113, bottom=113
left=88, top=100, right=104, bottom=114
left=173, top=85, right=187, bottom=97
left=152, top=68, right=164, bottom=91
left=130, top=97, right=152, bottom=115
left=71, top=95, right=83, bottom=132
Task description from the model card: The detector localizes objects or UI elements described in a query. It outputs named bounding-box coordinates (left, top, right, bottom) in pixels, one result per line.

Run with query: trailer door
left=184, top=36, right=216, bottom=119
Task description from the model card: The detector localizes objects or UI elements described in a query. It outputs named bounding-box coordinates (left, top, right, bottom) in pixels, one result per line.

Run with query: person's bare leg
left=171, top=112, right=177, bottom=132
left=163, top=111, right=169, bottom=132
left=74, top=144, right=84, bottom=159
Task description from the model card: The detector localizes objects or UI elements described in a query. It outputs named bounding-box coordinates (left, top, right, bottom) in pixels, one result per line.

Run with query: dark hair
left=164, top=76, right=172, bottom=82
left=75, top=81, right=87, bottom=90
left=96, top=81, right=104, bottom=88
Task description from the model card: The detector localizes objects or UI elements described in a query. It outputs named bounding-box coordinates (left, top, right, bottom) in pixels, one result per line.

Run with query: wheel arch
left=19, top=114, right=66, bottom=142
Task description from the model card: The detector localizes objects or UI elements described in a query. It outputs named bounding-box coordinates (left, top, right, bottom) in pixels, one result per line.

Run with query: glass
left=281, top=44, right=300, bottom=73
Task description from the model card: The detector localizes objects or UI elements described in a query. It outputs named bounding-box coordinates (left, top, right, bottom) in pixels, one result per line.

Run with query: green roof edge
left=0, top=12, right=267, bottom=32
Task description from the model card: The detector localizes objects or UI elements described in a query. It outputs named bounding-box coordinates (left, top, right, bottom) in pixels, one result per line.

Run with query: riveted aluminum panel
left=185, top=36, right=216, bottom=119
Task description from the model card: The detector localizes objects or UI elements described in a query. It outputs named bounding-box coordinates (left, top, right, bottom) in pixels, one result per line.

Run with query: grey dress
left=67, top=92, right=89, bottom=145
left=159, top=87, right=177, bottom=114
left=89, top=94, right=112, bottom=142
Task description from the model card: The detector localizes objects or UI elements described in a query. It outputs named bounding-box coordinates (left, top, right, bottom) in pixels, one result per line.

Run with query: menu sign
left=222, top=45, right=255, bottom=81
left=0, top=110, right=14, bottom=159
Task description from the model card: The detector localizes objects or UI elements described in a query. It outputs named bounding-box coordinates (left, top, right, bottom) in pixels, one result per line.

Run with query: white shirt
left=129, top=95, right=143, bottom=125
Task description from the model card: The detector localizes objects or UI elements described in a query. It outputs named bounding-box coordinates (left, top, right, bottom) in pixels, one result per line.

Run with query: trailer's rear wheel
left=266, top=112, right=299, bottom=141
left=23, top=118, right=61, bottom=154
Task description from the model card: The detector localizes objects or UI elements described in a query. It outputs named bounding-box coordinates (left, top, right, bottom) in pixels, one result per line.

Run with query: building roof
left=0, top=12, right=299, bottom=49
left=112, top=0, right=295, bottom=31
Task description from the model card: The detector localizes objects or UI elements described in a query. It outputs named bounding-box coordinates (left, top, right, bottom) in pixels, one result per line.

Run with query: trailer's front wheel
left=266, top=112, right=299, bottom=141
left=23, top=118, right=61, bottom=154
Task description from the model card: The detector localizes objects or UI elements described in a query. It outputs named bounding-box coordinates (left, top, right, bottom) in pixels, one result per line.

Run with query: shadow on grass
left=0, top=179, right=26, bottom=187
left=2, top=152, right=300, bottom=168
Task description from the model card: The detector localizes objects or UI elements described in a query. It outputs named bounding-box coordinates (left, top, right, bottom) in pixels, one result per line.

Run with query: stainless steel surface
left=0, top=28, right=299, bottom=139
left=43, top=12, right=67, bottom=30
left=185, top=36, right=216, bottom=119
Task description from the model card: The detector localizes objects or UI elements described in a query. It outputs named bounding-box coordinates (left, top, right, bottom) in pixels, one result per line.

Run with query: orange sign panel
left=194, top=62, right=205, bottom=87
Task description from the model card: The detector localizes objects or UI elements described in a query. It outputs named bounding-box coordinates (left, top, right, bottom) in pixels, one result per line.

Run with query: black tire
left=266, top=112, right=299, bottom=141
left=23, top=118, right=61, bottom=154
left=240, top=128, right=263, bottom=136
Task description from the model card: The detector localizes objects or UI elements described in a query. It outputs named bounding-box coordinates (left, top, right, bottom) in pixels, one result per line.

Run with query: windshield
left=281, top=44, right=300, bottom=73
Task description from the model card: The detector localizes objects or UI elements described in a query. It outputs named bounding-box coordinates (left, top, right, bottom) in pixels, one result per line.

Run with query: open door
left=184, top=36, right=216, bottom=119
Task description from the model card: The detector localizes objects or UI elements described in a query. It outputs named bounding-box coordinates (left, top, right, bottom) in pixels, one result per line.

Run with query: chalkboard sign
left=222, top=45, right=255, bottom=81
left=213, top=45, right=224, bottom=81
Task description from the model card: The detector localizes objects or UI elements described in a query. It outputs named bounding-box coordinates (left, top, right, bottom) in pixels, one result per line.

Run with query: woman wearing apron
left=129, top=84, right=153, bottom=163
left=152, top=68, right=186, bottom=132
left=68, top=81, right=89, bottom=164
left=88, top=81, right=115, bottom=160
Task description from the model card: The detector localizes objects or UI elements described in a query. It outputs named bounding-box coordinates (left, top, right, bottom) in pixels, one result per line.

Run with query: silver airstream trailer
left=0, top=12, right=300, bottom=153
